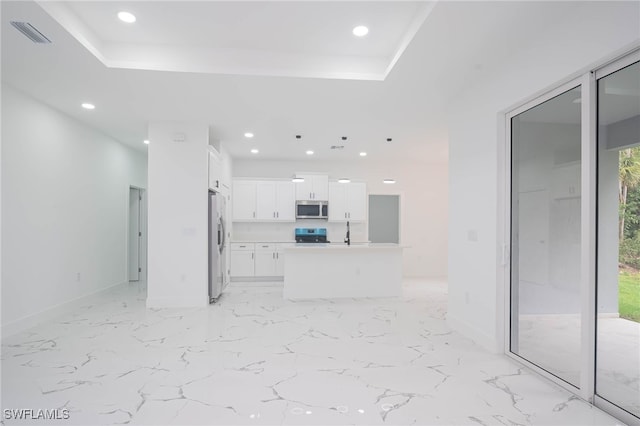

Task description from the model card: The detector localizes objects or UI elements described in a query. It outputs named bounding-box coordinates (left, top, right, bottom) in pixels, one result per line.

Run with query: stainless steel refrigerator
left=208, top=190, right=227, bottom=302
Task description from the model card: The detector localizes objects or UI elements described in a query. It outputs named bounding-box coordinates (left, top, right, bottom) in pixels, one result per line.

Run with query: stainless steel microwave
left=296, top=200, right=328, bottom=219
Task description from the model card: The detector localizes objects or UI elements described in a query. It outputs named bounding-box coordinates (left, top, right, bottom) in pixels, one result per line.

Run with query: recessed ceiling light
left=306, top=150, right=314, bottom=155
left=244, top=132, right=254, bottom=138
left=386, top=138, right=393, bottom=142
left=81, top=103, right=95, bottom=110
left=383, top=179, right=396, bottom=184
left=295, top=135, right=302, bottom=139
left=143, top=140, right=149, bottom=145
left=292, top=177, right=305, bottom=183
left=338, top=178, right=351, bottom=183
left=341, top=136, right=348, bottom=141
left=251, top=149, right=259, bottom=154
left=353, top=25, right=369, bottom=37
left=359, top=152, right=367, bottom=157
left=117, top=11, right=136, bottom=23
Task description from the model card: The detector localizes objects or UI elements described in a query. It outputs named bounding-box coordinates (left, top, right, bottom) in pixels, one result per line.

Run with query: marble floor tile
left=0, top=280, right=628, bottom=425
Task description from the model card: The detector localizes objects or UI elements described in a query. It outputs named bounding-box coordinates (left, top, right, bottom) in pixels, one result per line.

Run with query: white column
left=147, top=122, right=209, bottom=307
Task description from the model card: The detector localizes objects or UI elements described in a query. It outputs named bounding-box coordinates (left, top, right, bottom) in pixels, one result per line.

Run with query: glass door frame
left=592, top=50, right=640, bottom=426
left=500, top=47, right=640, bottom=425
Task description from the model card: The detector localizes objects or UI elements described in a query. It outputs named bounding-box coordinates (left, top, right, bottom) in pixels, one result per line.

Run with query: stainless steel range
left=295, top=228, right=328, bottom=243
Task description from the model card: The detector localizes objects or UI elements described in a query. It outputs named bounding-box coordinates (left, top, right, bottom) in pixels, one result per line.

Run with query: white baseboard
left=1, top=281, right=127, bottom=339
left=447, top=313, right=501, bottom=354
left=145, top=297, right=209, bottom=308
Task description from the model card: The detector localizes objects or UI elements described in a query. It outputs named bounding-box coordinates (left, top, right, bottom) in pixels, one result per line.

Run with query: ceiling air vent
left=330, top=145, right=345, bottom=150
left=10, top=21, right=51, bottom=44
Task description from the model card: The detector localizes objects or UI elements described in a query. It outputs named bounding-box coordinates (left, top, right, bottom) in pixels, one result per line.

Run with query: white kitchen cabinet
left=295, top=174, right=329, bottom=201
left=254, top=243, right=277, bottom=276
left=208, top=150, right=222, bottom=190
left=329, top=182, right=367, bottom=222
left=234, top=180, right=294, bottom=222
left=231, top=242, right=291, bottom=278
left=232, top=181, right=258, bottom=221
left=256, top=183, right=277, bottom=221
left=256, top=181, right=295, bottom=221
left=347, top=182, right=367, bottom=221
left=230, top=243, right=255, bottom=277
left=275, top=243, right=293, bottom=276
left=275, top=182, right=296, bottom=221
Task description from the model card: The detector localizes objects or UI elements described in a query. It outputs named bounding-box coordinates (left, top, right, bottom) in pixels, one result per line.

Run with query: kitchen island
left=283, top=243, right=403, bottom=300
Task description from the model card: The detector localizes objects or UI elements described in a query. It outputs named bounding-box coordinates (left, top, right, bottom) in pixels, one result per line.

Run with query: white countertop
left=285, top=243, right=403, bottom=250
left=231, top=240, right=296, bottom=244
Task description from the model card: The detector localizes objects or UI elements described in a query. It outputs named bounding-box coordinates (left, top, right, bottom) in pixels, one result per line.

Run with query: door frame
left=498, top=46, right=640, bottom=424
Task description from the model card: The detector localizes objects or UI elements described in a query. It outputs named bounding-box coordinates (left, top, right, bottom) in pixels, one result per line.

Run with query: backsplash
left=232, top=220, right=367, bottom=243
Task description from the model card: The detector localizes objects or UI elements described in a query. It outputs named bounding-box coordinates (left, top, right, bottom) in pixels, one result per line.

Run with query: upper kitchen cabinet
left=328, top=182, right=367, bottom=222
left=295, top=174, right=329, bottom=201
left=208, top=149, right=222, bottom=190
left=256, top=181, right=295, bottom=221
left=232, top=180, right=258, bottom=221
left=233, top=179, right=295, bottom=222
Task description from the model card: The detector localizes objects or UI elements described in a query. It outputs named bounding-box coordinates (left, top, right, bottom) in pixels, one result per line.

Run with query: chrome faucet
left=344, top=221, right=351, bottom=246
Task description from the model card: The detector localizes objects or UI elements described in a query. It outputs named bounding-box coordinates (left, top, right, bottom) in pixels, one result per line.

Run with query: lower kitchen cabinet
left=230, top=243, right=255, bottom=277
left=230, top=242, right=291, bottom=278
left=255, top=244, right=277, bottom=276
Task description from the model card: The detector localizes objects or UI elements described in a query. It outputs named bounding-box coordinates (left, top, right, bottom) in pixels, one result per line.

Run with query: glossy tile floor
left=1, top=280, right=624, bottom=425
left=517, top=314, right=640, bottom=417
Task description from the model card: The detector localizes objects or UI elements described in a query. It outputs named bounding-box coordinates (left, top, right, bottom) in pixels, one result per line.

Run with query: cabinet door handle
left=251, top=253, right=254, bottom=259
left=253, top=212, right=256, bottom=218
left=277, top=212, right=279, bottom=218
left=348, top=212, right=351, bottom=218
left=344, top=212, right=347, bottom=219
left=273, top=212, right=276, bottom=218
left=277, top=253, right=279, bottom=259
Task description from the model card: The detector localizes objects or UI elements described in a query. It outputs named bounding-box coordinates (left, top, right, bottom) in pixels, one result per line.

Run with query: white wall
left=146, top=122, right=210, bottom=307
left=1, top=84, right=147, bottom=334
left=232, top=159, right=448, bottom=278
left=447, top=1, right=640, bottom=351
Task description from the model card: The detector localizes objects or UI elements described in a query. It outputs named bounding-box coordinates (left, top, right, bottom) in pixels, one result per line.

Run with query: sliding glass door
left=596, top=60, right=640, bottom=419
left=510, top=84, right=583, bottom=388
left=508, top=50, right=640, bottom=424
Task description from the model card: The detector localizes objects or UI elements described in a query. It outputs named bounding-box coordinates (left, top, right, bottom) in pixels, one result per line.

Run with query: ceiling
left=1, top=1, right=584, bottom=163
left=41, top=1, right=433, bottom=81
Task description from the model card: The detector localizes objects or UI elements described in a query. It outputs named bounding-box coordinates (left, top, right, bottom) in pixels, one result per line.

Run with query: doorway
left=128, top=186, right=147, bottom=282
left=368, top=194, right=400, bottom=244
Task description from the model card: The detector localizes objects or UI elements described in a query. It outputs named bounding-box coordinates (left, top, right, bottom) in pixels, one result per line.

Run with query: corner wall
left=1, top=84, right=147, bottom=335
left=447, top=1, right=640, bottom=351
left=146, top=122, right=210, bottom=307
